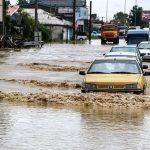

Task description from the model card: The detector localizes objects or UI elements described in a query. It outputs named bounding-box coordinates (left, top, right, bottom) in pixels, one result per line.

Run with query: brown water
left=0, top=40, right=150, bottom=149
left=0, top=102, right=150, bottom=150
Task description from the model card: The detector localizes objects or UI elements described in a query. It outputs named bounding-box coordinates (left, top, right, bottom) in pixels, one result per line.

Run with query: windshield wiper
left=110, top=72, right=137, bottom=74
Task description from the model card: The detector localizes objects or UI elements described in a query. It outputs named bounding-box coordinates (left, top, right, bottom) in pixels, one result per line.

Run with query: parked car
left=138, top=41, right=150, bottom=61
left=79, top=57, right=150, bottom=94
left=118, top=26, right=128, bottom=36
left=76, top=32, right=87, bottom=41
left=91, top=31, right=101, bottom=38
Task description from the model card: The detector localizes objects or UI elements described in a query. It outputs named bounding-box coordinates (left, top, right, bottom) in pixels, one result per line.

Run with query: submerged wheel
left=114, top=38, right=119, bottom=44
left=81, top=90, right=86, bottom=93
left=101, top=38, right=106, bottom=44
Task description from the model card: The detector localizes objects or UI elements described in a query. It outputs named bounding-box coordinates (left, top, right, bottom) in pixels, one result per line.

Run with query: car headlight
left=126, top=84, right=138, bottom=89
left=83, top=83, right=97, bottom=90
left=137, top=84, right=141, bottom=89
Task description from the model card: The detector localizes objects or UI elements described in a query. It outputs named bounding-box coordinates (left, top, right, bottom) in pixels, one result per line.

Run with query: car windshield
left=138, top=43, right=150, bottom=49
left=110, top=47, right=136, bottom=53
left=102, top=25, right=117, bottom=31
left=88, top=60, right=140, bottom=74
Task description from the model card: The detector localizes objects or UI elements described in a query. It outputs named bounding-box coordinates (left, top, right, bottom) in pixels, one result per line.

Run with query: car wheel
left=101, top=38, right=106, bottom=44
left=134, top=91, right=142, bottom=95
left=79, top=38, right=83, bottom=41
left=114, top=38, right=119, bottom=44
left=81, top=90, right=86, bottom=93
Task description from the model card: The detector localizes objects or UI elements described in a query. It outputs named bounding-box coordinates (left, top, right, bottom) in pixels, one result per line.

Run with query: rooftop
left=24, top=8, right=72, bottom=26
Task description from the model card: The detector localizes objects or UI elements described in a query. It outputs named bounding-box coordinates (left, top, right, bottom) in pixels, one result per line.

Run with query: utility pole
left=124, top=0, right=126, bottom=26
left=106, top=0, right=108, bottom=22
left=134, top=0, right=137, bottom=27
left=2, top=0, right=5, bottom=35
left=73, top=0, right=76, bottom=42
left=89, top=1, right=92, bottom=43
left=100, top=17, right=105, bottom=25
left=35, top=0, right=38, bottom=32
left=34, top=0, right=39, bottom=47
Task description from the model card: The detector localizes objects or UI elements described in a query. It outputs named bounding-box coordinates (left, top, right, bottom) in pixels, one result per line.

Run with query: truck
left=101, top=24, right=119, bottom=44
left=126, top=29, right=149, bottom=45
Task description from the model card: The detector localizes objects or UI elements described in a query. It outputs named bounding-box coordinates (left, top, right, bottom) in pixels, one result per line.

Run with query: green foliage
left=113, top=11, right=128, bottom=25
left=38, top=24, right=51, bottom=42
left=21, top=11, right=35, bottom=39
left=17, top=0, right=29, bottom=5
left=129, top=5, right=148, bottom=28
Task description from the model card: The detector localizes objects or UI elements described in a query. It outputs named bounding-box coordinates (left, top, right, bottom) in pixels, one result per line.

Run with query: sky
left=10, top=0, right=150, bottom=21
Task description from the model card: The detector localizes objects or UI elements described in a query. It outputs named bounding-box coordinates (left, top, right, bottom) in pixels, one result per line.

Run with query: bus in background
left=126, top=29, right=149, bottom=45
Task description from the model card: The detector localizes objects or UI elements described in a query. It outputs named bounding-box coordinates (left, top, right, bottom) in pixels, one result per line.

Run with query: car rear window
left=111, top=47, right=136, bottom=53
left=138, top=43, right=150, bottom=49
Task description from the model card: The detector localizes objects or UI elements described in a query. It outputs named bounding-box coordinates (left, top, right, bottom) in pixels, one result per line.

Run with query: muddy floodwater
left=1, top=40, right=150, bottom=149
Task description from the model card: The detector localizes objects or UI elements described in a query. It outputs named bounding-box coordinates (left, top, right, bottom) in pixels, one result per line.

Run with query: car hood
left=139, top=49, right=150, bottom=53
left=85, top=74, right=141, bottom=84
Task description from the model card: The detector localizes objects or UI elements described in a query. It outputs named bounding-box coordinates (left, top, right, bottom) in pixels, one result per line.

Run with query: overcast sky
left=10, top=0, right=150, bottom=21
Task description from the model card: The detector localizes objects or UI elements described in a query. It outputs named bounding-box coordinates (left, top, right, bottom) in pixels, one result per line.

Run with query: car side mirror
left=79, top=71, right=86, bottom=75
left=143, top=65, right=148, bottom=69
left=144, top=72, right=150, bottom=76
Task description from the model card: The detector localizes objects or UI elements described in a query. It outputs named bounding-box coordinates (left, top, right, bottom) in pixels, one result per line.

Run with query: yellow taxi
left=79, top=57, right=150, bottom=94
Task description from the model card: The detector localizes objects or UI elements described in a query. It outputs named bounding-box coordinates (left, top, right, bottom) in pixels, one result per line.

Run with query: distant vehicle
left=118, top=26, right=128, bottom=36
left=138, top=41, right=150, bottom=60
left=109, top=45, right=143, bottom=57
left=91, top=31, right=101, bottom=38
left=76, top=32, right=87, bottom=41
left=104, top=51, right=142, bottom=66
left=126, top=29, right=149, bottom=45
left=101, top=24, right=119, bottom=44
left=79, top=57, right=150, bottom=94
left=110, top=45, right=137, bottom=52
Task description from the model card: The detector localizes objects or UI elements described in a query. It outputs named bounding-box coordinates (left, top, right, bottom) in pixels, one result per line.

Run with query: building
left=22, top=0, right=88, bottom=33
left=24, top=8, right=72, bottom=41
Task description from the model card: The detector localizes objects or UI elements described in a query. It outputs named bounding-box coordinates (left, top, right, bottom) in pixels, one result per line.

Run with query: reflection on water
left=0, top=102, right=150, bottom=150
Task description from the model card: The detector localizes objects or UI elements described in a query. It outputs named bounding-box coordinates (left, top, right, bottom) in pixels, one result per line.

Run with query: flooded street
left=1, top=40, right=150, bottom=149
left=1, top=102, right=150, bottom=150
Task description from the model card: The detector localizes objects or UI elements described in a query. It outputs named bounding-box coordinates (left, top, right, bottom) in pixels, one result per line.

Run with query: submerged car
left=138, top=41, right=150, bottom=60
left=79, top=57, right=150, bottom=94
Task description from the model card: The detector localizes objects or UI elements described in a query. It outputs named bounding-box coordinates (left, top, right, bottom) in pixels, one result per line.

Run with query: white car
left=138, top=41, right=150, bottom=60
left=91, top=31, right=101, bottom=38
left=104, top=52, right=142, bottom=66
left=76, top=32, right=87, bottom=41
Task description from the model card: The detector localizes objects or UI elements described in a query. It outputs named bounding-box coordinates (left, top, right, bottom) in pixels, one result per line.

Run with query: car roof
left=111, top=45, right=137, bottom=48
left=127, top=29, right=149, bottom=35
left=94, top=57, right=137, bottom=61
left=139, top=41, right=150, bottom=44
left=105, top=52, right=137, bottom=56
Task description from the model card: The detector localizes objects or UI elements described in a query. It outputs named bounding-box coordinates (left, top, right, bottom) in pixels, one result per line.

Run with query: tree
left=17, top=0, right=29, bottom=5
left=113, top=11, right=128, bottom=26
left=129, top=5, right=148, bottom=28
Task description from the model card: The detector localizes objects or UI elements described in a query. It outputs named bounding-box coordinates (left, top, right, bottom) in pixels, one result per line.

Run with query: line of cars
left=79, top=43, right=150, bottom=94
